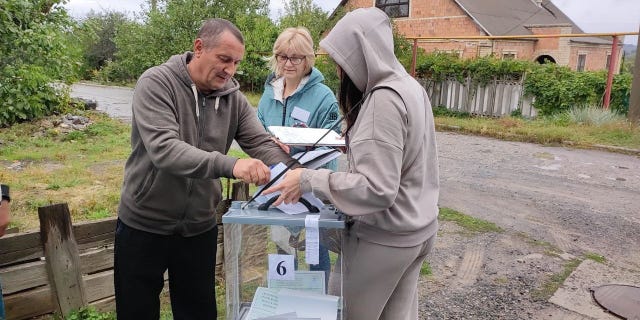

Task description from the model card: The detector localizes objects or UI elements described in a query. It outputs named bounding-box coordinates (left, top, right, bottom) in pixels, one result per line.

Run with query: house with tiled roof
left=332, top=0, right=623, bottom=72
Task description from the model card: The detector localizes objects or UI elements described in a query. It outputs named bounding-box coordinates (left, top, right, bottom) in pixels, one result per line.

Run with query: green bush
left=565, top=106, right=626, bottom=126
left=414, top=52, right=631, bottom=116
left=1, top=0, right=80, bottom=126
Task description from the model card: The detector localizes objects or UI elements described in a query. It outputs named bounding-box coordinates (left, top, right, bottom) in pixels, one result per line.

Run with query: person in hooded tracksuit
left=257, top=27, right=340, bottom=286
left=114, top=19, right=297, bottom=320
left=263, top=8, right=440, bottom=320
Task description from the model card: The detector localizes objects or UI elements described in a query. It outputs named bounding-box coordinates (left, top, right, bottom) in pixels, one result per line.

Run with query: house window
left=376, top=0, right=409, bottom=18
left=605, top=54, right=611, bottom=70
left=502, top=52, right=516, bottom=60
left=577, top=54, right=586, bottom=72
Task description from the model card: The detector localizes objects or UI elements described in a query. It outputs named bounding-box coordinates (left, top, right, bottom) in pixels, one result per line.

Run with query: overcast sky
left=63, top=0, right=639, bottom=45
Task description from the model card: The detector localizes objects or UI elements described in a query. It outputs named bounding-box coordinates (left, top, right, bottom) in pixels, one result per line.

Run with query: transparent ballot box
left=222, top=201, right=345, bottom=320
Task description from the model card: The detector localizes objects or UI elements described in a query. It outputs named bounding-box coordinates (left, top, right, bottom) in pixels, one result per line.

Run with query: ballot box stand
left=222, top=200, right=345, bottom=320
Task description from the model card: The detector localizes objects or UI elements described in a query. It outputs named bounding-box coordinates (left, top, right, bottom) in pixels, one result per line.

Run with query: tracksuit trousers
left=342, top=232, right=436, bottom=320
left=114, top=219, right=218, bottom=320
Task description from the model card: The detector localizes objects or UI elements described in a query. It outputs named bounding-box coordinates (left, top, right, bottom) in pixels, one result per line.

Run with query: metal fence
left=418, top=77, right=537, bottom=118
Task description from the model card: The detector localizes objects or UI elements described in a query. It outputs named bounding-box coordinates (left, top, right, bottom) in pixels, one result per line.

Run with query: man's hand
left=233, top=158, right=271, bottom=185
left=262, top=168, right=303, bottom=206
left=271, top=137, right=290, bottom=154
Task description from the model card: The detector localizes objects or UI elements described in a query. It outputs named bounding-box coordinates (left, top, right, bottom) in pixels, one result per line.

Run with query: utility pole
left=603, top=35, right=620, bottom=110
left=629, top=25, right=640, bottom=123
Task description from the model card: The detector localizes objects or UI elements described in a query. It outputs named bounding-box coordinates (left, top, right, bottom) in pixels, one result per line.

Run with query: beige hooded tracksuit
left=299, top=7, right=440, bottom=320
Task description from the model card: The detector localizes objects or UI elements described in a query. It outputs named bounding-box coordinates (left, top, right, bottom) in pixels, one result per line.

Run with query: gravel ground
left=418, top=132, right=640, bottom=319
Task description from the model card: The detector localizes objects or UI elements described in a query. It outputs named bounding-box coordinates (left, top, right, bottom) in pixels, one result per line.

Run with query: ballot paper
left=254, top=162, right=324, bottom=215
left=268, top=126, right=345, bottom=147
left=292, top=149, right=342, bottom=170
left=246, top=287, right=339, bottom=320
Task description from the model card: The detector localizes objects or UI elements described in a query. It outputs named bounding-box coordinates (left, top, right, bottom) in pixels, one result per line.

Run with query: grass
left=0, top=111, right=130, bottom=231
left=420, top=261, right=432, bottom=276
left=438, top=207, right=503, bottom=234
left=584, top=252, right=607, bottom=264
left=531, top=258, right=582, bottom=301
left=434, top=106, right=640, bottom=152
left=530, top=251, right=606, bottom=301
left=244, top=91, right=261, bottom=107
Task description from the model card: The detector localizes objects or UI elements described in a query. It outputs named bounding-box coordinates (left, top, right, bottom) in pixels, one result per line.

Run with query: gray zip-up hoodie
left=118, top=52, right=296, bottom=236
left=301, top=7, right=440, bottom=247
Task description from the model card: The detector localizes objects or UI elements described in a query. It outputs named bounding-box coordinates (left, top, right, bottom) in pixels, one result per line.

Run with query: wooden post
left=231, top=181, right=249, bottom=201
left=629, top=25, right=640, bottom=123
left=38, top=203, right=87, bottom=316
left=603, top=35, right=620, bottom=110
left=411, top=39, right=418, bottom=77
left=215, top=181, right=250, bottom=282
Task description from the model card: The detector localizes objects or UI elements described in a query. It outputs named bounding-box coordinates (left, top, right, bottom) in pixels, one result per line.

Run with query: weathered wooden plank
left=80, top=246, right=114, bottom=275
left=4, top=286, right=55, bottom=320
left=39, top=203, right=87, bottom=316
left=0, top=231, right=43, bottom=267
left=73, top=218, right=116, bottom=246
left=89, top=296, right=116, bottom=313
left=0, top=247, right=115, bottom=297
left=84, top=270, right=114, bottom=303
left=0, top=259, right=47, bottom=294
left=0, top=219, right=116, bottom=268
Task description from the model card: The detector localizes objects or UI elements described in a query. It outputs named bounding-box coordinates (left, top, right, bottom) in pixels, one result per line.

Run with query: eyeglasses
left=275, top=54, right=306, bottom=65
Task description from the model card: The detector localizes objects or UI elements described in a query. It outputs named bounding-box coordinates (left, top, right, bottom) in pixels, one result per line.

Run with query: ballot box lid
left=222, top=201, right=346, bottom=229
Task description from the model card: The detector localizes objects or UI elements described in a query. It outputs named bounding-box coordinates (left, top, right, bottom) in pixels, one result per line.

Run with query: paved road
left=71, top=83, right=134, bottom=122
left=71, top=82, right=640, bottom=317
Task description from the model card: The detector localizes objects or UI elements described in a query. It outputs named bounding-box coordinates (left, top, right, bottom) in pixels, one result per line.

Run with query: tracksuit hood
left=319, top=7, right=407, bottom=94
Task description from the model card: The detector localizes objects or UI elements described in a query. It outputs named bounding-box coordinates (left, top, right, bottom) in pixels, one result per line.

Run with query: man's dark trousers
left=114, top=219, right=218, bottom=319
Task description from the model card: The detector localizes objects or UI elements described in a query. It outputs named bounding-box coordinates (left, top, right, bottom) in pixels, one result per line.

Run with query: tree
left=278, top=0, right=330, bottom=47
left=235, top=14, right=279, bottom=91
left=104, top=0, right=270, bottom=82
left=0, top=0, right=80, bottom=126
left=74, top=11, right=130, bottom=79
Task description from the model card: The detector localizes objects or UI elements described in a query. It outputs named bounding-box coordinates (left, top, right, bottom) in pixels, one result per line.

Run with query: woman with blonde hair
left=257, top=27, right=340, bottom=161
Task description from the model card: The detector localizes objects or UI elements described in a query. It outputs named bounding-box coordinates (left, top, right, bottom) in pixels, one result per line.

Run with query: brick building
left=331, top=0, right=623, bottom=72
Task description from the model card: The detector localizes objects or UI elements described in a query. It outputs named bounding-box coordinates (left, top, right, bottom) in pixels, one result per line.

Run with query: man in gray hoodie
left=114, top=18, right=298, bottom=320
left=264, top=7, right=439, bottom=320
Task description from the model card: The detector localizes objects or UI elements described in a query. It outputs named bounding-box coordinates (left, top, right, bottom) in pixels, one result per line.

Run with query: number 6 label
left=268, top=254, right=295, bottom=281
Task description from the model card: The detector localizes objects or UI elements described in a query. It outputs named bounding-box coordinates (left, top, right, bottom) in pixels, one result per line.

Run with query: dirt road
left=72, top=83, right=640, bottom=319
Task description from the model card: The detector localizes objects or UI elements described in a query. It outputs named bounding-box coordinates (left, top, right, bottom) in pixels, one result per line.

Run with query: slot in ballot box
left=222, top=201, right=345, bottom=320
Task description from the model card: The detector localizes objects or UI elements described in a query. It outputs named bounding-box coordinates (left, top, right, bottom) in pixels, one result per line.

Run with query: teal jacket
left=257, top=67, right=340, bottom=170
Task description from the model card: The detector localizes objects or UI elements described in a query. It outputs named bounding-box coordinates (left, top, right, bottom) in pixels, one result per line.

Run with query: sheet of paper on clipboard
left=268, top=126, right=345, bottom=147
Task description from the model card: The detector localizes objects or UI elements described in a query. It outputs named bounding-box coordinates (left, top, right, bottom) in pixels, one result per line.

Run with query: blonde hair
left=269, top=27, right=316, bottom=76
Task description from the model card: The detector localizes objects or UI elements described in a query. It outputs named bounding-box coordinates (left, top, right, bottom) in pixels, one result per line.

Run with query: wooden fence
left=418, top=77, right=538, bottom=118
left=0, top=204, right=117, bottom=319
left=0, top=181, right=254, bottom=320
